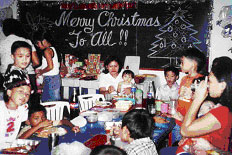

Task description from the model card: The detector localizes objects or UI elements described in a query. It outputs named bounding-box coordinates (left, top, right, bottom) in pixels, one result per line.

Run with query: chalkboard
left=18, top=1, right=212, bottom=69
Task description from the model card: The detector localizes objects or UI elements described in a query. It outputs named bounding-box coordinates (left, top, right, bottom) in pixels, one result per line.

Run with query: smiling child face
left=12, top=47, right=31, bottom=69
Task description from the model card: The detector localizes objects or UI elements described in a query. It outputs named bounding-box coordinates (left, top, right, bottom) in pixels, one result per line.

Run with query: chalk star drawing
left=148, top=7, right=202, bottom=58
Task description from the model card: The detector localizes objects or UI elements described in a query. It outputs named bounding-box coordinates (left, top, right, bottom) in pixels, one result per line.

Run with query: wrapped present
left=85, top=54, right=101, bottom=75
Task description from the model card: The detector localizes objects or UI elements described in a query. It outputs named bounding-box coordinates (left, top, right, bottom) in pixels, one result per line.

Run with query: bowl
left=87, top=114, right=98, bottom=123
left=134, top=75, right=145, bottom=84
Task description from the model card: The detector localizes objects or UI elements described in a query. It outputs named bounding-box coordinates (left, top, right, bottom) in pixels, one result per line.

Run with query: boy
left=117, top=70, right=135, bottom=96
left=171, top=48, right=206, bottom=145
left=174, top=48, right=206, bottom=124
left=4, top=41, right=32, bottom=87
left=0, top=71, right=31, bottom=145
left=156, top=66, right=179, bottom=101
left=18, top=104, right=80, bottom=139
left=120, top=109, right=158, bottom=155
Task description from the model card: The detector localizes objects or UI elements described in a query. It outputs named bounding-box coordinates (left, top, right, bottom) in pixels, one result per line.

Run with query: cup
left=48, top=133, right=59, bottom=152
left=105, top=93, right=112, bottom=101
left=148, top=104, right=156, bottom=115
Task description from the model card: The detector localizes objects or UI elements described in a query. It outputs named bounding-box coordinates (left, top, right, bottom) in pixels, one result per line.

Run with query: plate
left=2, top=139, right=40, bottom=154
left=56, top=127, right=68, bottom=136
left=79, top=111, right=98, bottom=117
left=71, top=116, right=87, bottom=127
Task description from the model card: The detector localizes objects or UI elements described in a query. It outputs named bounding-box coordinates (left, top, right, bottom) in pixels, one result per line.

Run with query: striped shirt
left=124, top=137, right=158, bottom=155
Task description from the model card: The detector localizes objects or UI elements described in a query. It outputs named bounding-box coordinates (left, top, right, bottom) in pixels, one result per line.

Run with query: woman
left=99, top=56, right=130, bottom=95
left=160, top=56, right=232, bottom=154
left=33, top=31, right=61, bottom=102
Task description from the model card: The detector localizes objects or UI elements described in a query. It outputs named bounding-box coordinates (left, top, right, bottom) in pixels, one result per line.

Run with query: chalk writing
left=54, top=10, right=160, bottom=48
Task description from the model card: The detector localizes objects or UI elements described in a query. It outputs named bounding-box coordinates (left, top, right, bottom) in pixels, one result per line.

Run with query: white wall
left=209, top=0, right=232, bottom=67
left=1, top=0, right=231, bottom=87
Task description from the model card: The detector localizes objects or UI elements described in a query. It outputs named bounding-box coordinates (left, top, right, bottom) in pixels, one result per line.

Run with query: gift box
left=85, top=54, right=101, bottom=75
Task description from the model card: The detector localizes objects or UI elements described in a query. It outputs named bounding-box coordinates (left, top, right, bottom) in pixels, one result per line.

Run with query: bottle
left=135, top=89, right=143, bottom=105
left=69, top=88, right=80, bottom=120
left=131, top=83, right=136, bottom=105
left=146, top=81, right=155, bottom=113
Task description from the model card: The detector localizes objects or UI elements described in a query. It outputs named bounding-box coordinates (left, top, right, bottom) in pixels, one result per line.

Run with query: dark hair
left=122, top=109, right=154, bottom=139
left=122, top=70, right=135, bottom=79
left=28, top=104, right=47, bottom=119
left=2, top=18, right=23, bottom=37
left=103, top=56, right=122, bottom=74
left=32, top=30, right=61, bottom=62
left=164, top=66, right=179, bottom=77
left=32, top=30, right=54, bottom=45
left=11, top=41, right=32, bottom=55
left=90, top=145, right=127, bottom=155
left=211, top=56, right=232, bottom=112
left=182, top=48, right=206, bottom=73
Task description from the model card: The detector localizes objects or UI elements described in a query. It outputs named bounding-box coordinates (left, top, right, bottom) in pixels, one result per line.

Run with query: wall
left=0, top=0, right=231, bottom=87
left=209, top=0, right=232, bottom=67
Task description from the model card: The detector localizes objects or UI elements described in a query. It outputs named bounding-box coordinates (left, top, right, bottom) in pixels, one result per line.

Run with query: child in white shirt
left=156, top=66, right=179, bottom=101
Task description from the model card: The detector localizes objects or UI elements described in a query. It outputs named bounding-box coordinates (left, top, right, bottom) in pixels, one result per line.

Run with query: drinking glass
left=48, top=133, right=59, bottom=152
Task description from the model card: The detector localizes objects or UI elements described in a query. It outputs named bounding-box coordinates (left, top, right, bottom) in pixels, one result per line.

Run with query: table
left=27, top=113, right=175, bottom=154
left=61, top=76, right=161, bottom=100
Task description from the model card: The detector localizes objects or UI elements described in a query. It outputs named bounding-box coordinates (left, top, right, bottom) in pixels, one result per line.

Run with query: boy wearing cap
left=0, top=70, right=31, bottom=145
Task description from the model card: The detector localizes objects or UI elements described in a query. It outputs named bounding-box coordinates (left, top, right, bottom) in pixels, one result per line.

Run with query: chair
left=78, top=94, right=105, bottom=112
left=40, top=101, right=70, bottom=120
left=124, top=56, right=140, bottom=75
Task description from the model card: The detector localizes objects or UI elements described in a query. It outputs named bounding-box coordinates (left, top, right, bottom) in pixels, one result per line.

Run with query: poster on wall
left=18, top=1, right=212, bottom=69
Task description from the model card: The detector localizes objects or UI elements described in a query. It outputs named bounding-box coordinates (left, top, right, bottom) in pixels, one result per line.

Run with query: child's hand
left=72, top=126, right=80, bottom=133
left=123, top=87, right=131, bottom=95
left=38, top=120, right=53, bottom=128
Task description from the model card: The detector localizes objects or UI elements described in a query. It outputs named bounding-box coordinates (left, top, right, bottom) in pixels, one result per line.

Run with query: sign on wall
left=18, top=1, right=212, bottom=69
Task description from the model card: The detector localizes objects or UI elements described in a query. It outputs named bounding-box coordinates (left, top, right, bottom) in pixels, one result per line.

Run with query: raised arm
left=181, top=77, right=221, bottom=137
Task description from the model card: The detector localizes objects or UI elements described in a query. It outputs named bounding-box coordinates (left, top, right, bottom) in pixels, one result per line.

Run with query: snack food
left=115, top=100, right=133, bottom=111
left=36, top=126, right=67, bottom=138
left=153, top=116, right=170, bottom=124
left=206, top=150, right=220, bottom=155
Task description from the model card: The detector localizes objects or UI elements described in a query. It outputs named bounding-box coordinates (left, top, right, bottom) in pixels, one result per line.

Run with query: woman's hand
left=193, top=76, right=208, bottom=103
left=108, top=85, right=116, bottom=94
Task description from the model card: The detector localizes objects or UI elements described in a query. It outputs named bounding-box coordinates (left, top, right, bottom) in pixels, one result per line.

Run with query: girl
left=33, top=31, right=61, bottom=102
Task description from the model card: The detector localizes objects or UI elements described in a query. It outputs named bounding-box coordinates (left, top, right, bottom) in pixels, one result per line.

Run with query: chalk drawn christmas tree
left=148, top=7, right=202, bottom=58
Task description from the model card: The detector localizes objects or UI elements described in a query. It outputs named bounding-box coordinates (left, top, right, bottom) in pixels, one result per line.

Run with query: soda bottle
left=131, top=83, right=137, bottom=104
left=146, top=81, right=155, bottom=113
left=69, top=88, right=80, bottom=120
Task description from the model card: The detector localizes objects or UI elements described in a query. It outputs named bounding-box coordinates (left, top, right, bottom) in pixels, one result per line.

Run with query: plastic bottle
left=69, top=88, right=80, bottom=120
left=131, top=83, right=136, bottom=105
left=146, top=81, right=155, bottom=112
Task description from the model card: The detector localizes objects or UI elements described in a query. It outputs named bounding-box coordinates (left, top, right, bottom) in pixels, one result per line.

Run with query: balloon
left=217, top=5, right=232, bottom=38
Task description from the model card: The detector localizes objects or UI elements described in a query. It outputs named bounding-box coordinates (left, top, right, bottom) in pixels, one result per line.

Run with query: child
left=171, top=48, right=206, bottom=145
left=90, top=145, right=127, bottom=155
left=176, top=100, right=218, bottom=154
left=175, top=48, right=206, bottom=124
left=156, top=66, right=179, bottom=101
left=120, top=109, right=158, bottom=155
left=4, top=41, right=32, bottom=84
left=0, top=71, right=31, bottom=145
left=33, top=31, right=61, bottom=102
left=18, top=104, right=80, bottom=139
left=117, top=70, right=134, bottom=96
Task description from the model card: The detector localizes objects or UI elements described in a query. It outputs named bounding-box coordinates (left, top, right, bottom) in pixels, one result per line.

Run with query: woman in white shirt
left=99, top=56, right=131, bottom=96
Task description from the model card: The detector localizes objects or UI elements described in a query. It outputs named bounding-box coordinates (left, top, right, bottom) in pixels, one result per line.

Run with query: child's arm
left=58, top=120, right=80, bottom=133
left=19, top=120, right=52, bottom=139
left=117, top=82, right=122, bottom=94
